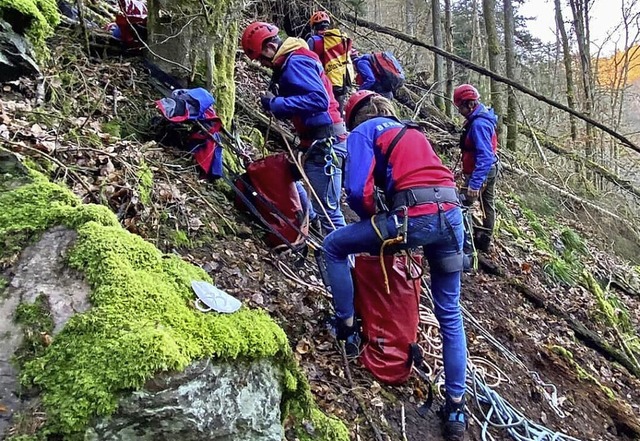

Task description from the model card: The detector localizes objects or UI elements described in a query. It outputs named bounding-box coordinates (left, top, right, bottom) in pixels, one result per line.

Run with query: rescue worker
left=454, top=84, right=499, bottom=252
left=352, top=49, right=397, bottom=99
left=241, top=22, right=347, bottom=233
left=322, top=91, right=468, bottom=441
left=307, top=11, right=355, bottom=115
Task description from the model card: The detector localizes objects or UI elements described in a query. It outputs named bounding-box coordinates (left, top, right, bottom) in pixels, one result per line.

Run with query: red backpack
left=370, top=52, right=406, bottom=92
left=353, top=254, right=422, bottom=384
left=234, top=153, right=308, bottom=250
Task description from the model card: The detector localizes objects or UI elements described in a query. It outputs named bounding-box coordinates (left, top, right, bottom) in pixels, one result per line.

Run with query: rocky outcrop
left=0, top=19, right=40, bottom=81
left=0, top=227, right=90, bottom=436
left=0, top=153, right=348, bottom=441
left=86, top=359, right=283, bottom=441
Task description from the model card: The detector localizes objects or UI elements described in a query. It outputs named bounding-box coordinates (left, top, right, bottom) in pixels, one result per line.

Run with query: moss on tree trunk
left=146, top=0, right=239, bottom=126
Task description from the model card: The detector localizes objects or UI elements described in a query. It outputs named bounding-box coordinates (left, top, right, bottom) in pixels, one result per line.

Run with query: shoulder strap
left=384, top=125, right=409, bottom=163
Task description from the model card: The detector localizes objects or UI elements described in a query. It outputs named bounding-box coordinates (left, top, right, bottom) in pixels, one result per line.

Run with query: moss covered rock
left=0, top=155, right=348, bottom=440
left=0, top=0, right=59, bottom=60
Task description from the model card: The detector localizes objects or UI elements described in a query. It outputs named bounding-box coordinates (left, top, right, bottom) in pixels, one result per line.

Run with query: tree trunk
left=432, top=0, right=444, bottom=110
left=502, top=0, right=517, bottom=151
left=554, top=0, right=577, bottom=142
left=569, top=0, right=595, bottom=163
left=482, top=0, right=503, bottom=139
left=444, top=0, right=454, bottom=117
left=146, top=0, right=241, bottom=126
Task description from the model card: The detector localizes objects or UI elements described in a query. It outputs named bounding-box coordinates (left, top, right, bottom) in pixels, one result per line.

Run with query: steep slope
left=1, top=27, right=640, bottom=441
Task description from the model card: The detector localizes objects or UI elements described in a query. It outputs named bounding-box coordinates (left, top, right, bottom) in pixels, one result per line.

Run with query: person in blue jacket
left=352, top=50, right=394, bottom=99
left=240, top=21, right=347, bottom=233
left=323, top=90, right=468, bottom=441
left=454, top=84, right=499, bottom=252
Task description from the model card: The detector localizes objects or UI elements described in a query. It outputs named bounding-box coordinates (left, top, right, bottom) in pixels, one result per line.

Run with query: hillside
left=2, top=20, right=640, bottom=441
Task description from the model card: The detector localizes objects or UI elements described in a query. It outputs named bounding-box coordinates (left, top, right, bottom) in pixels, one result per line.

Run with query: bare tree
left=503, top=0, right=517, bottom=150
left=569, top=0, right=595, bottom=163
left=482, top=0, right=503, bottom=138
left=432, top=0, right=444, bottom=109
left=555, top=0, right=578, bottom=142
left=444, top=0, right=454, bottom=116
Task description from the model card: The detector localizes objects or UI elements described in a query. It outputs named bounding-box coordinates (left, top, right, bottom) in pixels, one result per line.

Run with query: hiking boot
left=475, top=232, right=492, bottom=253
left=440, top=395, right=467, bottom=441
left=333, top=318, right=361, bottom=359
left=344, top=331, right=362, bottom=359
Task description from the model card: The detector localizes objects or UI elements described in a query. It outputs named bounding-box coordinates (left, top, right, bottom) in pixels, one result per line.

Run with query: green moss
left=560, top=228, right=587, bottom=255
left=289, top=402, right=350, bottom=441
left=0, top=0, right=59, bottom=60
left=137, top=162, right=153, bottom=206
left=1, top=168, right=346, bottom=438
left=550, top=345, right=615, bottom=400
left=170, top=229, right=191, bottom=247
left=102, top=120, right=121, bottom=138
left=0, top=171, right=118, bottom=262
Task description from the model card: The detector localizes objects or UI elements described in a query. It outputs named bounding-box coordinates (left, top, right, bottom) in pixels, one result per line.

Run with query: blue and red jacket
left=353, top=55, right=379, bottom=92
left=461, top=103, right=498, bottom=190
left=270, top=38, right=343, bottom=146
left=345, top=116, right=456, bottom=219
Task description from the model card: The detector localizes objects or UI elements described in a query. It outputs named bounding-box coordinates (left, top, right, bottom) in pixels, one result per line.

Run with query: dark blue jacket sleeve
left=307, top=36, right=316, bottom=51
left=269, top=56, right=330, bottom=119
left=468, top=119, right=495, bottom=190
left=345, top=130, right=376, bottom=218
left=356, top=57, right=376, bottom=91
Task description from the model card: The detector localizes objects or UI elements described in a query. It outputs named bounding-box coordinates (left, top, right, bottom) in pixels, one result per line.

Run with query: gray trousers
left=463, top=163, right=498, bottom=237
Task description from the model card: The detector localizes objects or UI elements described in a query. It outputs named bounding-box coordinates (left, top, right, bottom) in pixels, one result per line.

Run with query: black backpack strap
left=384, top=121, right=422, bottom=163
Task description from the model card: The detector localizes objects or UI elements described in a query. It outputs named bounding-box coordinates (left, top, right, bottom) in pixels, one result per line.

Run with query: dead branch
left=343, top=14, right=640, bottom=154
left=501, top=162, right=640, bottom=242
left=236, top=97, right=295, bottom=146
left=509, top=279, right=640, bottom=380
left=516, top=124, right=640, bottom=200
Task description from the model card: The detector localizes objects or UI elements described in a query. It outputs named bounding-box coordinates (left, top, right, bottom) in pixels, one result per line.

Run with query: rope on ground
left=418, top=282, right=581, bottom=441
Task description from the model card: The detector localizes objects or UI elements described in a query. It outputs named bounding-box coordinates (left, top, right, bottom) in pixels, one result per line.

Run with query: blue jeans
left=304, top=142, right=346, bottom=233
left=323, top=207, right=467, bottom=398
left=295, top=181, right=316, bottom=220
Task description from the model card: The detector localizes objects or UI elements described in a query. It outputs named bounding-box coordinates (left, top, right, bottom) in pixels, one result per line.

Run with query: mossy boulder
left=0, top=0, right=59, bottom=60
left=0, top=154, right=348, bottom=440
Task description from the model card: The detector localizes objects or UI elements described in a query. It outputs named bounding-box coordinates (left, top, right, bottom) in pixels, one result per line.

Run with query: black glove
left=260, top=92, right=275, bottom=112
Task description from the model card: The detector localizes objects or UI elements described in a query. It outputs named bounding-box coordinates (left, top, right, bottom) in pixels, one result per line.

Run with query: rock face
left=0, top=227, right=90, bottom=437
left=0, top=19, right=40, bottom=82
left=0, top=227, right=283, bottom=440
left=86, top=359, right=283, bottom=441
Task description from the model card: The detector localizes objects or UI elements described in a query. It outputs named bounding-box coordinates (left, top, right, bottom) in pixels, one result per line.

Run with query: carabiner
left=324, top=154, right=336, bottom=176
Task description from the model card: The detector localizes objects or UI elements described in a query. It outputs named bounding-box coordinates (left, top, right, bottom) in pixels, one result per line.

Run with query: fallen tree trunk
left=344, top=14, right=640, bottom=154
left=509, top=279, right=640, bottom=380
left=501, top=162, right=640, bottom=242
left=516, top=124, right=640, bottom=200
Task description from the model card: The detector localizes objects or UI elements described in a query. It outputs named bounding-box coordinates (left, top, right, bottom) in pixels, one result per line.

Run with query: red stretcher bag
left=353, top=254, right=422, bottom=384
left=234, top=153, right=307, bottom=249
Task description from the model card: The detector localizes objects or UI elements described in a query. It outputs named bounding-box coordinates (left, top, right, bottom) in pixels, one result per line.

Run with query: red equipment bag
left=234, top=153, right=307, bottom=249
left=115, top=0, right=147, bottom=48
left=353, top=254, right=422, bottom=384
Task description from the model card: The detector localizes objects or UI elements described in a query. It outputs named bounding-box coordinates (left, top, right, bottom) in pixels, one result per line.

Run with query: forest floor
left=2, top=29, right=640, bottom=441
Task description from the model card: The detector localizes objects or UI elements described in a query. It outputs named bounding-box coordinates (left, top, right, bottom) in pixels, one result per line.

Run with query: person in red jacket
left=323, top=91, right=468, bottom=441
left=241, top=21, right=347, bottom=233
left=454, top=84, right=499, bottom=252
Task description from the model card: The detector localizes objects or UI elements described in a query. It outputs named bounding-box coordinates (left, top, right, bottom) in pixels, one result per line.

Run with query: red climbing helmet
left=453, top=84, right=480, bottom=107
left=310, top=11, right=331, bottom=26
left=345, top=90, right=378, bottom=130
left=241, top=22, right=279, bottom=60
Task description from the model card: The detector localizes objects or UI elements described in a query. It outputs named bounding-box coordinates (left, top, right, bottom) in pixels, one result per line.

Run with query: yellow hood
left=273, top=37, right=309, bottom=61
